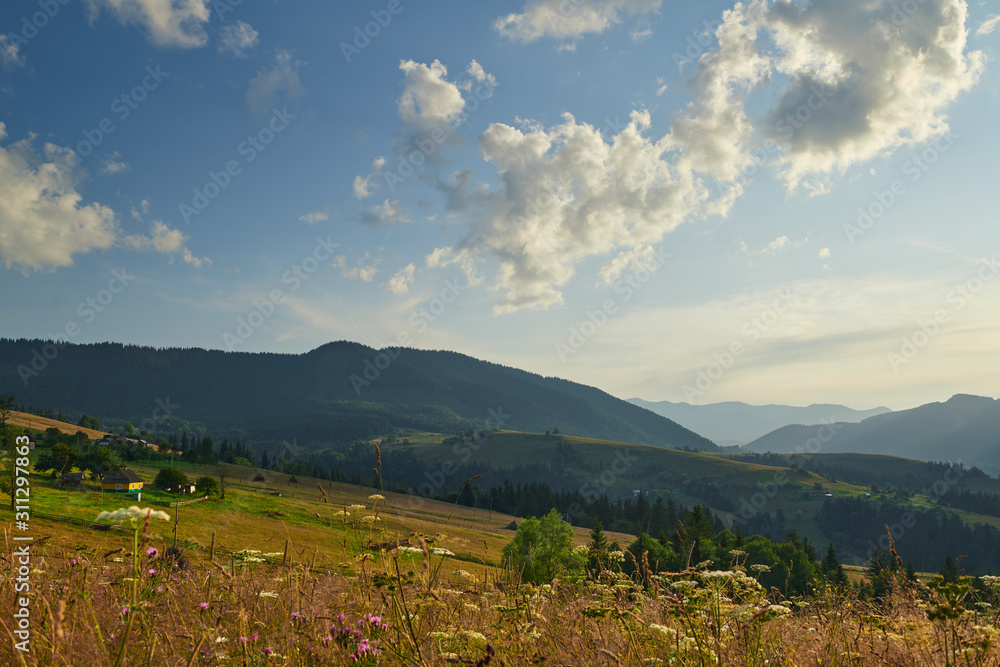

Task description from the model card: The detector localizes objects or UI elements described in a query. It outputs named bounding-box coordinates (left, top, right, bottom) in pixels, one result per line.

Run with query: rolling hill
left=628, top=398, right=891, bottom=446
left=0, top=338, right=717, bottom=451
left=744, top=394, right=1000, bottom=475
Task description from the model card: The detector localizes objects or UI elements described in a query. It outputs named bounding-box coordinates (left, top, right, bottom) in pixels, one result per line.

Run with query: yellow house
left=101, top=468, right=144, bottom=499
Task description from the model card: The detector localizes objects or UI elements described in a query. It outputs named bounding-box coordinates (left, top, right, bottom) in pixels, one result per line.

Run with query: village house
left=58, top=471, right=86, bottom=486
left=101, top=468, right=145, bottom=500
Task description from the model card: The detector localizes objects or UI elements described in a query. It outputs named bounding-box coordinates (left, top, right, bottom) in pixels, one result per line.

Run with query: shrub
left=501, top=508, right=583, bottom=584
left=196, top=475, right=220, bottom=497
left=153, top=467, right=188, bottom=491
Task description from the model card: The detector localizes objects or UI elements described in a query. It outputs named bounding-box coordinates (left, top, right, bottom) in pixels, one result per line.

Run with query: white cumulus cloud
left=333, top=253, right=381, bottom=282
left=362, top=199, right=410, bottom=226
left=0, top=35, right=25, bottom=69
left=298, top=211, right=328, bottom=225
left=0, top=124, right=117, bottom=271
left=386, top=263, right=416, bottom=295
left=398, top=59, right=466, bottom=129
left=432, top=0, right=984, bottom=314
left=495, top=0, right=663, bottom=43
left=353, top=156, right=385, bottom=199
left=220, top=20, right=259, bottom=57
left=85, top=0, right=211, bottom=48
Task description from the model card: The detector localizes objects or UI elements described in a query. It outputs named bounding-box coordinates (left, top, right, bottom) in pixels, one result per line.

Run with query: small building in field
left=58, top=472, right=86, bottom=486
left=102, top=468, right=145, bottom=500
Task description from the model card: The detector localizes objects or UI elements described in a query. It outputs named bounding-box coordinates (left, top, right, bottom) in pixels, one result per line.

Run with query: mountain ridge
left=744, top=394, right=1000, bottom=475
left=0, top=338, right=717, bottom=452
left=627, top=397, right=891, bottom=446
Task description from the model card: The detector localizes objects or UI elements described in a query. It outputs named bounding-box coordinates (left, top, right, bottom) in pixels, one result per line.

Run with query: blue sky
left=1, top=0, right=998, bottom=410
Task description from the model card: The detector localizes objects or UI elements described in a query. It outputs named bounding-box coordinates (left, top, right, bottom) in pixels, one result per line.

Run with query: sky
left=1, top=0, right=998, bottom=411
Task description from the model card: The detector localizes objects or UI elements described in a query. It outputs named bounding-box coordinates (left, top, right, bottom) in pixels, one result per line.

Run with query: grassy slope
left=9, top=410, right=107, bottom=439
left=18, top=460, right=635, bottom=582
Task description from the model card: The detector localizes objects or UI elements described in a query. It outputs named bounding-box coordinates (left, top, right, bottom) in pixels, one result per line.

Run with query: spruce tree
left=941, top=555, right=959, bottom=583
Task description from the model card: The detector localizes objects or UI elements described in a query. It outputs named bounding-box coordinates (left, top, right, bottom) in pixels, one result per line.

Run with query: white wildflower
left=649, top=624, right=676, bottom=640
left=95, top=506, right=170, bottom=527
left=368, top=493, right=385, bottom=501
left=767, top=604, right=792, bottom=615
left=701, top=570, right=735, bottom=579
left=431, top=547, right=455, bottom=556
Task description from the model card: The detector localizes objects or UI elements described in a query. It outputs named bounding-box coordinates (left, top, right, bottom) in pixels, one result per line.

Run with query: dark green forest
left=1, top=338, right=717, bottom=451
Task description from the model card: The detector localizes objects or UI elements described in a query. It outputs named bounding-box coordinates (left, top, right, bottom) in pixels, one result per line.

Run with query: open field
left=3, top=468, right=999, bottom=665
left=11, top=461, right=635, bottom=583
left=8, top=411, right=106, bottom=440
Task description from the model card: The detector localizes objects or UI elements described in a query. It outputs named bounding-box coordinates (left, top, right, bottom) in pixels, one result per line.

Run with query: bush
left=154, top=467, right=188, bottom=491
left=624, top=533, right=675, bottom=579
left=196, top=475, right=220, bottom=497
left=501, top=508, right=583, bottom=584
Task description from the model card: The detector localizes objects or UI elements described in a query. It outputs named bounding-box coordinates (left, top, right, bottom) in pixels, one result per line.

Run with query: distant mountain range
left=744, top=394, right=1000, bottom=475
left=626, top=398, right=891, bottom=446
left=0, top=339, right=717, bottom=451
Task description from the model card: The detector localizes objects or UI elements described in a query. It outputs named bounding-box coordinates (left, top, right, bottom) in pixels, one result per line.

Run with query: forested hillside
left=0, top=339, right=717, bottom=451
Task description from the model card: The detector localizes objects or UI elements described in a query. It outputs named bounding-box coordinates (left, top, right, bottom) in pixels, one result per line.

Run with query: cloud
left=398, top=59, right=466, bottom=129
left=464, top=108, right=722, bottom=314
left=0, top=124, right=117, bottom=270
left=101, top=151, right=128, bottom=174
left=631, top=27, right=653, bottom=42
left=122, top=220, right=185, bottom=254
left=298, top=211, right=328, bottom=225
left=977, top=14, right=1000, bottom=35
left=122, top=219, right=210, bottom=267
left=219, top=20, right=259, bottom=57
left=362, top=199, right=410, bottom=226
left=333, top=253, right=381, bottom=282
left=182, top=247, right=210, bottom=268
left=668, top=3, right=770, bottom=183
left=495, top=0, right=663, bottom=43
left=0, top=35, right=25, bottom=69
left=759, top=0, right=984, bottom=190
left=353, top=156, right=385, bottom=199
left=85, top=0, right=210, bottom=48
left=818, top=247, right=831, bottom=258
left=764, top=236, right=791, bottom=254
left=247, top=49, right=305, bottom=113
left=430, top=0, right=984, bottom=313
left=425, top=246, right=484, bottom=287
left=466, top=60, right=497, bottom=88
left=386, top=263, right=416, bottom=295
left=598, top=245, right=666, bottom=285
left=738, top=235, right=808, bottom=256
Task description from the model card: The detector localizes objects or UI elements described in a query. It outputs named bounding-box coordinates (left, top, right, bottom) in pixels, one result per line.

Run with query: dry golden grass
left=9, top=412, right=106, bottom=440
